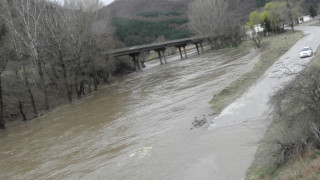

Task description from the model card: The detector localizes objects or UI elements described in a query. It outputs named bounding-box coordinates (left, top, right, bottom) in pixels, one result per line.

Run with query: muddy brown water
left=0, top=48, right=260, bottom=180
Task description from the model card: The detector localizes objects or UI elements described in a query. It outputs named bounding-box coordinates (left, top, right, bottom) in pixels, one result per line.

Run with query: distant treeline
left=137, top=11, right=183, bottom=17
left=112, top=17, right=192, bottom=46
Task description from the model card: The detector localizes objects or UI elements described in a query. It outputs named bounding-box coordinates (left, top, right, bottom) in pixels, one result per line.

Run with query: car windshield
left=302, top=47, right=311, bottom=51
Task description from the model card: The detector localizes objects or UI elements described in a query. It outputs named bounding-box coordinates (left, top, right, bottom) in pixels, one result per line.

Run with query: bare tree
left=11, top=34, right=38, bottom=117
left=2, top=0, right=50, bottom=110
left=61, top=0, right=103, bottom=97
left=188, top=0, right=227, bottom=39
left=247, top=28, right=262, bottom=48
left=42, top=2, right=74, bottom=102
left=0, top=21, right=9, bottom=129
left=188, top=0, right=243, bottom=49
left=285, top=0, right=301, bottom=32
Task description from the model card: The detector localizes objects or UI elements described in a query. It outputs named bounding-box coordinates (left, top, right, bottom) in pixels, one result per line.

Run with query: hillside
left=99, top=0, right=318, bottom=47
left=106, top=0, right=192, bottom=20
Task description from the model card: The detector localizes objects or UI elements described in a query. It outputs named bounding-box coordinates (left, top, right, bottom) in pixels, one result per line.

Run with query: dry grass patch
left=278, top=150, right=320, bottom=180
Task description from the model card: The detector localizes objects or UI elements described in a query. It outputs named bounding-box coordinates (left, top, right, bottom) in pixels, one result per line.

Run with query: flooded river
left=0, top=48, right=260, bottom=179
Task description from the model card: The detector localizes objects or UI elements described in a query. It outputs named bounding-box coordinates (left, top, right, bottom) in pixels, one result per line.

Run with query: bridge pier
left=162, top=50, right=167, bottom=64
left=193, top=41, right=204, bottom=55
left=129, top=53, right=142, bottom=71
left=157, top=51, right=163, bottom=65
left=141, top=57, right=146, bottom=68
left=155, top=48, right=166, bottom=65
left=195, top=43, right=200, bottom=55
left=183, top=46, right=187, bottom=58
left=178, top=47, right=183, bottom=59
left=200, top=42, right=204, bottom=53
left=175, top=44, right=187, bottom=60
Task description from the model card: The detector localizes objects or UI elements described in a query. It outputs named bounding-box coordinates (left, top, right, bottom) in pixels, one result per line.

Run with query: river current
left=0, top=47, right=260, bottom=179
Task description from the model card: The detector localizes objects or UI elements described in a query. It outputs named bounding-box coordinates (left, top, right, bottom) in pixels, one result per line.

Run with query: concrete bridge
left=109, top=36, right=209, bottom=71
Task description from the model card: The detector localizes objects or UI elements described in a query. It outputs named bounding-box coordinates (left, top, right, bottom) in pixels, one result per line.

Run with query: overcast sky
left=98, top=0, right=114, bottom=5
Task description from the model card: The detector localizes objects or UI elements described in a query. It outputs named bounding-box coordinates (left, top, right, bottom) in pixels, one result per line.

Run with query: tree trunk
left=0, top=72, right=5, bottom=129
left=90, top=60, right=98, bottom=91
left=22, top=65, right=38, bottom=116
left=18, top=100, right=27, bottom=121
left=286, top=0, right=294, bottom=32
left=75, top=78, right=81, bottom=98
left=80, top=79, right=85, bottom=96
left=59, top=50, right=72, bottom=102
left=94, top=76, right=98, bottom=91
left=37, top=58, right=49, bottom=110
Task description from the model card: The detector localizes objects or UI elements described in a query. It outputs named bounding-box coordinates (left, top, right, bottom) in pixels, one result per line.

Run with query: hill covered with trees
left=100, top=0, right=258, bottom=47
left=99, top=0, right=320, bottom=47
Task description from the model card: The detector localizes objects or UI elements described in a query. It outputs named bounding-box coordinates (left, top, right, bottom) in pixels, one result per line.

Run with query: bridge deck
left=110, top=36, right=208, bottom=57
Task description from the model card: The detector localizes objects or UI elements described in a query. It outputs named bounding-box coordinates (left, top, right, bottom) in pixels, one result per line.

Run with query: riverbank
left=210, top=30, right=303, bottom=114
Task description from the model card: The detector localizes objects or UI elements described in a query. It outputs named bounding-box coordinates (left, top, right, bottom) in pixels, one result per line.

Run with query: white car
left=299, top=46, right=313, bottom=58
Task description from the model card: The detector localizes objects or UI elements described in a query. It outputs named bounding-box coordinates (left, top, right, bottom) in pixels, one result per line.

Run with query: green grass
left=210, top=31, right=303, bottom=113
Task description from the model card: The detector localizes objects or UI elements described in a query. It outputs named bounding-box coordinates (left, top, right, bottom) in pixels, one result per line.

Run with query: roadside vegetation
left=244, top=3, right=320, bottom=180
left=246, top=44, right=320, bottom=180
left=246, top=1, right=301, bottom=49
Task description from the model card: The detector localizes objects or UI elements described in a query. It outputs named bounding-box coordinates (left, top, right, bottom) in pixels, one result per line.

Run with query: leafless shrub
left=270, top=61, right=320, bottom=166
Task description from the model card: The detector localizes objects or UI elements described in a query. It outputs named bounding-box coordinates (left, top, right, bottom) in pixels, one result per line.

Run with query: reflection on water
left=0, top=48, right=259, bottom=179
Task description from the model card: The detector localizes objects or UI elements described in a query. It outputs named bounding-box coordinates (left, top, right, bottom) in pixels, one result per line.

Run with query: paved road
left=193, top=24, right=320, bottom=179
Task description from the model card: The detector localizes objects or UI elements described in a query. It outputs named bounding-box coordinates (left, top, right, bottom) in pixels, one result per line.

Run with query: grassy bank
left=246, top=37, right=320, bottom=179
left=210, top=31, right=303, bottom=113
